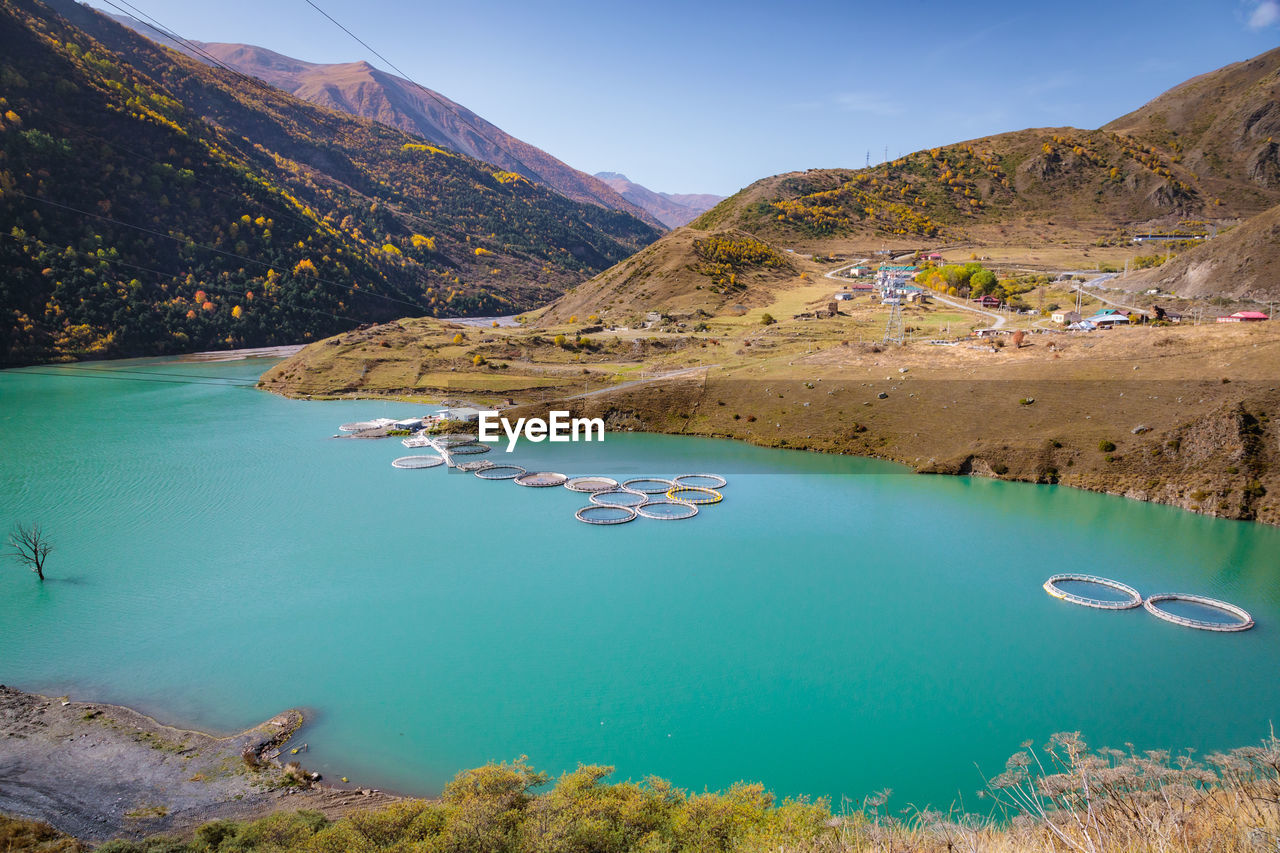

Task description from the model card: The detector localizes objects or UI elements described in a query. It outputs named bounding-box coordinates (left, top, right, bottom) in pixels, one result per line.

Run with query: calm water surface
left=2, top=357, right=1279, bottom=809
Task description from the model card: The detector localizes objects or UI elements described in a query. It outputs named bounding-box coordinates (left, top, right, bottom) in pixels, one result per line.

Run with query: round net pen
left=565, top=476, right=620, bottom=493
left=622, top=477, right=675, bottom=494
left=433, top=434, right=480, bottom=448
left=1042, top=574, right=1143, bottom=610
left=590, top=490, right=648, bottom=508
left=455, top=460, right=494, bottom=472
left=514, top=471, right=568, bottom=488
left=475, top=465, right=526, bottom=480
left=673, top=473, right=727, bottom=489
left=1143, top=594, right=1254, bottom=632
left=575, top=505, right=638, bottom=525
left=667, top=485, right=723, bottom=505
left=391, top=455, right=445, bottom=469
left=636, top=500, right=698, bottom=520
left=447, top=443, right=492, bottom=455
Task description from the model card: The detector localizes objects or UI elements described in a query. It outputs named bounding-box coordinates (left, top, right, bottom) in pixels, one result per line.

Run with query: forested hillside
left=0, top=0, right=659, bottom=365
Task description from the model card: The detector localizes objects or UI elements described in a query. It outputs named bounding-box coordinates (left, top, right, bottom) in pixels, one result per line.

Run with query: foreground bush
left=12, top=734, right=1280, bottom=852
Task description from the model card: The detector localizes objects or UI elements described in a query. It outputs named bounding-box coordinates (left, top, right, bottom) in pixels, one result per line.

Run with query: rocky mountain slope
left=0, top=0, right=659, bottom=364
left=107, top=15, right=662, bottom=228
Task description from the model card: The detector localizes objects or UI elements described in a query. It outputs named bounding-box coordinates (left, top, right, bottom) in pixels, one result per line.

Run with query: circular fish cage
left=590, top=489, right=648, bottom=508
left=474, top=464, right=526, bottom=480
left=636, top=500, right=699, bottom=520
left=673, top=473, right=728, bottom=489
left=514, top=471, right=568, bottom=488
left=564, top=476, right=620, bottom=493
left=667, top=485, right=723, bottom=505
left=1043, top=574, right=1143, bottom=610
left=455, top=460, right=494, bottom=472
left=1143, top=594, right=1255, bottom=632
left=621, top=477, right=676, bottom=495
left=446, top=443, right=491, bottom=455
left=391, top=455, right=445, bottom=469
left=433, top=434, right=479, bottom=448
left=575, top=505, right=638, bottom=525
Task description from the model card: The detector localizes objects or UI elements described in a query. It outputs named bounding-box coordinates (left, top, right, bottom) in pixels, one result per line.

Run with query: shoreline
left=0, top=684, right=401, bottom=842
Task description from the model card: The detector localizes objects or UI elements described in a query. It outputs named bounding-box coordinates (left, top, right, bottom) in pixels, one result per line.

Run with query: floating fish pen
left=474, top=465, right=526, bottom=480
left=514, top=471, right=568, bottom=488
left=446, top=443, right=491, bottom=455
left=1042, top=574, right=1143, bottom=610
left=433, top=434, right=480, bottom=448
left=401, top=435, right=435, bottom=448
left=673, top=473, right=728, bottom=489
left=621, top=477, right=675, bottom=494
left=391, top=455, right=445, bottom=469
left=575, top=505, right=638, bottom=525
left=635, top=500, right=699, bottom=520
left=1143, top=594, right=1255, bottom=632
left=667, top=485, right=723, bottom=505
left=454, top=460, right=494, bottom=472
left=590, top=489, right=648, bottom=508
left=564, top=476, right=620, bottom=493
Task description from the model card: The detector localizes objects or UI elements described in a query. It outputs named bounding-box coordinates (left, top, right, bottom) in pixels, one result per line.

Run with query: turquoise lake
left=2, top=356, right=1279, bottom=810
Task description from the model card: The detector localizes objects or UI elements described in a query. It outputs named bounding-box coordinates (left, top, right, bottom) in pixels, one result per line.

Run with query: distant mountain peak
left=593, top=172, right=724, bottom=229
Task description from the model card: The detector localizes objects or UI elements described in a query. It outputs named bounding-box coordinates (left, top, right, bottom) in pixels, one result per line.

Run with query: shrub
left=760, top=313, right=776, bottom=326
left=1099, top=440, right=1116, bottom=452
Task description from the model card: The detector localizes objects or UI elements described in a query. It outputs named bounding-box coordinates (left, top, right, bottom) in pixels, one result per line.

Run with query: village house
left=1052, top=310, right=1083, bottom=324
left=1216, top=311, right=1270, bottom=323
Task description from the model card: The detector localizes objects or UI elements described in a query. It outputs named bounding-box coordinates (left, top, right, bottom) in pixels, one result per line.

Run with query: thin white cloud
left=1248, top=0, right=1280, bottom=29
left=830, top=92, right=902, bottom=117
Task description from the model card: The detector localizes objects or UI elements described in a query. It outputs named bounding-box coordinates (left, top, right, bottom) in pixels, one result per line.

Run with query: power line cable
left=300, top=0, right=542, bottom=182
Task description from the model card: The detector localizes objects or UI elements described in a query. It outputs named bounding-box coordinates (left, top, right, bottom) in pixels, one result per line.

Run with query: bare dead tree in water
left=6, top=522, right=52, bottom=581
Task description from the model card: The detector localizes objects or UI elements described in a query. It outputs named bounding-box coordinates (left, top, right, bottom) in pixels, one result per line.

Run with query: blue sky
left=85, top=0, right=1280, bottom=197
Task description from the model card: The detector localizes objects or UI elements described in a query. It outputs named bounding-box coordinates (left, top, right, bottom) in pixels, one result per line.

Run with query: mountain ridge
left=105, top=14, right=665, bottom=229
left=0, top=0, right=659, bottom=364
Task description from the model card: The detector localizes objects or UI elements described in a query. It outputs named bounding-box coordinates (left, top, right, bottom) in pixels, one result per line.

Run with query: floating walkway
left=1143, top=594, right=1255, bottom=632
left=1042, top=574, right=1143, bottom=610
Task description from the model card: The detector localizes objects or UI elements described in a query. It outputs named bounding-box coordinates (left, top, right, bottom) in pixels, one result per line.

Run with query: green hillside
left=0, top=0, right=659, bottom=365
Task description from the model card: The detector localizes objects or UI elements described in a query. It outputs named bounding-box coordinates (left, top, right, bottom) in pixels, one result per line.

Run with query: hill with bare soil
left=1117, top=203, right=1280, bottom=301
left=534, top=228, right=799, bottom=326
